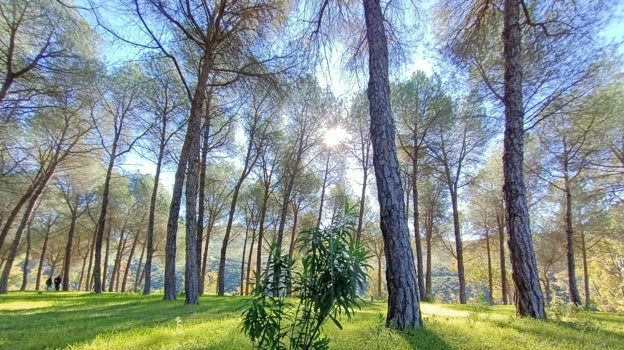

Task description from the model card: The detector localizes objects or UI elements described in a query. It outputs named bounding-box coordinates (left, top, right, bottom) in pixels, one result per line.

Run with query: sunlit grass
left=1, top=292, right=623, bottom=349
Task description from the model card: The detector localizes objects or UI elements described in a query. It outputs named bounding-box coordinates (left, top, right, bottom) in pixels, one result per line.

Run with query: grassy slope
left=0, top=292, right=622, bottom=350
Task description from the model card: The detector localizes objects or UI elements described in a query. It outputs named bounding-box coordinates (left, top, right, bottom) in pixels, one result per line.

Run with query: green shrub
left=240, top=203, right=369, bottom=350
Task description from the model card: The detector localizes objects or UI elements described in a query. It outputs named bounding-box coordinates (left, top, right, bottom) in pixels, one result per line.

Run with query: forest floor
left=1, top=292, right=622, bottom=349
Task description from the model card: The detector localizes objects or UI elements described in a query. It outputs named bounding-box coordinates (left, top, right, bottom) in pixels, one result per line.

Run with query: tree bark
left=502, top=0, right=546, bottom=318
left=197, top=114, right=211, bottom=295
left=363, top=0, right=422, bottom=329
left=93, top=148, right=118, bottom=293
left=580, top=228, right=590, bottom=308
left=20, top=225, right=32, bottom=291
left=448, top=178, right=466, bottom=303
left=143, top=123, right=165, bottom=295
left=485, top=227, right=494, bottom=305
left=564, top=170, right=581, bottom=306
left=497, top=210, right=510, bottom=304
left=412, top=156, right=426, bottom=302
left=62, top=207, right=79, bottom=291
left=0, top=173, right=51, bottom=293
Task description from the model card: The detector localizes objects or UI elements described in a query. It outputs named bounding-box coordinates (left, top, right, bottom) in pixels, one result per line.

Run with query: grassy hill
left=1, top=292, right=623, bottom=349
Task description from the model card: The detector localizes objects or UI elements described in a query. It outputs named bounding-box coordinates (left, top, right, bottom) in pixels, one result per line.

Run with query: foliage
left=240, top=204, right=369, bottom=349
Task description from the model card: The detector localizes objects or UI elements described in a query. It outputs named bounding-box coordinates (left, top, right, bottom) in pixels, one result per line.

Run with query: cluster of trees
left=1, top=0, right=623, bottom=329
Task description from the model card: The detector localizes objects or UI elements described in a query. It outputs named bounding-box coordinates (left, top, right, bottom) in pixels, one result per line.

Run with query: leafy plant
left=241, top=202, right=369, bottom=350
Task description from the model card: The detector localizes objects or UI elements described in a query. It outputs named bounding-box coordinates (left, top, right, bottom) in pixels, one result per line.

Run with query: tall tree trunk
left=240, top=227, right=250, bottom=295
left=143, top=127, right=165, bottom=295
left=78, top=238, right=89, bottom=291
left=201, top=222, right=213, bottom=293
left=122, top=230, right=140, bottom=292
left=102, top=223, right=112, bottom=292
left=412, top=157, right=425, bottom=302
left=134, top=240, right=146, bottom=292
left=197, top=115, right=211, bottom=295
left=110, top=229, right=127, bottom=292
left=93, top=148, right=118, bottom=293
left=497, top=210, right=510, bottom=304
left=363, top=0, right=422, bottom=328
left=36, top=224, right=50, bottom=291
left=20, top=225, right=32, bottom=291
left=183, top=97, right=202, bottom=305
left=217, top=182, right=243, bottom=296
left=0, top=174, right=50, bottom=293
left=245, top=231, right=256, bottom=295
left=62, top=211, right=79, bottom=291
left=163, top=135, right=189, bottom=299
left=357, top=160, right=369, bottom=242
left=317, top=154, right=330, bottom=227
left=255, top=187, right=270, bottom=290
left=85, top=228, right=96, bottom=291
left=486, top=228, right=494, bottom=305
left=449, top=180, right=466, bottom=303
left=502, top=0, right=546, bottom=318
left=580, top=228, right=590, bottom=308
left=217, top=125, right=258, bottom=296
left=0, top=181, right=38, bottom=252
left=425, top=215, right=433, bottom=302
left=564, top=172, right=581, bottom=306
left=377, top=252, right=383, bottom=298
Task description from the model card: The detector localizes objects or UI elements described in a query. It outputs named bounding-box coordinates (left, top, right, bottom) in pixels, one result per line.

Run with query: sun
left=323, top=127, right=349, bottom=147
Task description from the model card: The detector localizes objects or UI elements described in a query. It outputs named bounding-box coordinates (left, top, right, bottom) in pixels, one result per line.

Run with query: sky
left=91, top=1, right=623, bottom=194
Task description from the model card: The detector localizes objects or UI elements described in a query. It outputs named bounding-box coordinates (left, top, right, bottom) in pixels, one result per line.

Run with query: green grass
left=1, top=292, right=623, bottom=349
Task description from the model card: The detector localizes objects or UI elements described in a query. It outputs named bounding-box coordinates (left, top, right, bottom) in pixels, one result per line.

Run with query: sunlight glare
left=323, top=127, right=349, bottom=147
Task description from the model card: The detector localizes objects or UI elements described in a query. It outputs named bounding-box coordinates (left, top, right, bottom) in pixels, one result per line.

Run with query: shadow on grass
left=492, top=314, right=624, bottom=349
left=394, top=324, right=454, bottom=350
left=0, top=292, right=244, bottom=349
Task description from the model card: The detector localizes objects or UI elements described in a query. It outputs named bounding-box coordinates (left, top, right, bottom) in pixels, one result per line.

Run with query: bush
left=240, top=204, right=369, bottom=350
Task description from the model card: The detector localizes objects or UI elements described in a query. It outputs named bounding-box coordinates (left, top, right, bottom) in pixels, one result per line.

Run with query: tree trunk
left=255, top=185, right=271, bottom=290
left=20, top=225, right=32, bottom=291
left=163, top=134, right=188, bottom=299
left=317, top=154, right=330, bottom=227
left=449, top=180, right=466, bottom=304
left=363, top=0, right=422, bottom=328
left=502, top=0, right=546, bottom=318
left=580, top=228, right=590, bottom=308
left=62, top=211, right=79, bottom=291
left=217, top=182, right=243, bottom=296
left=218, top=121, right=258, bottom=296
left=183, top=88, right=203, bottom=305
left=134, top=240, right=146, bottom=292
left=497, top=210, right=510, bottom=304
left=122, top=230, right=140, bottom=292
left=201, top=223, right=212, bottom=293
left=564, top=172, right=581, bottom=306
left=412, top=156, right=425, bottom=302
left=102, top=223, right=112, bottom=292
left=0, top=174, right=50, bottom=293
left=93, top=148, right=117, bottom=293
left=485, top=228, right=494, bottom=305
left=240, top=227, right=250, bottom=295
left=36, top=223, right=51, bottom=291
left=110, top=229, right=127, bottom=292
left=78, top=237, right=89, bottom=291
left=197, top=116, right=211, bottom=295
left=425, top=203, right=433, bottom=301
left=143, top=126, right=165, bottom=295
left=85, top=228, right=96, bottom=291
left=377, top=252, right=383, bottom=298
left=357, top=160, right=369, bottom=242
left=245, top=231, right=256, bottom=295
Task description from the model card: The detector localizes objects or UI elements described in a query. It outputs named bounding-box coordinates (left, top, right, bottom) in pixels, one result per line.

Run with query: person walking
left=53, top=275, right=62, bottom=291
